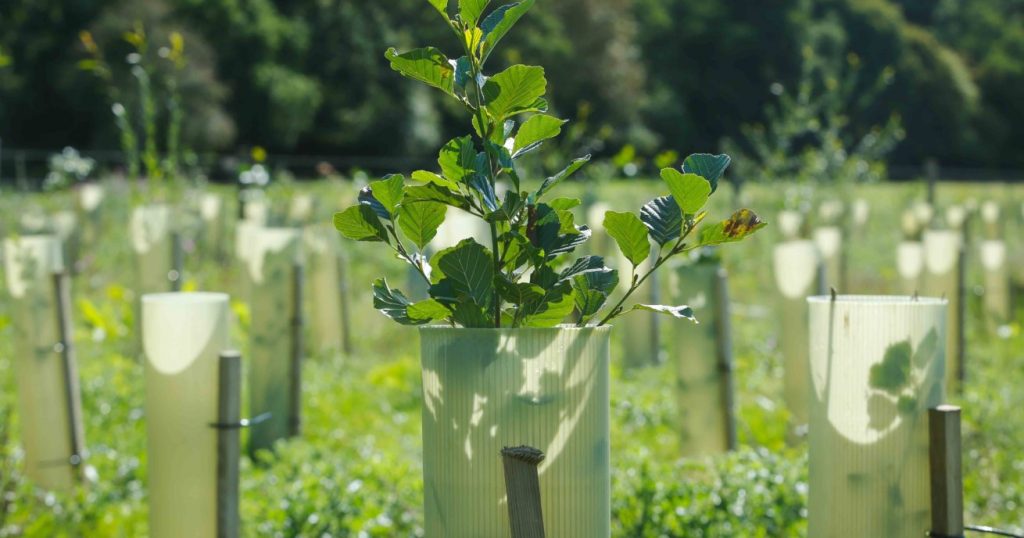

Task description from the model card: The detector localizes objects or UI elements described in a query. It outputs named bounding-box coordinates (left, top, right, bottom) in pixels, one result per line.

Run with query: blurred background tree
left=0, top=0, right=1019, bottom=175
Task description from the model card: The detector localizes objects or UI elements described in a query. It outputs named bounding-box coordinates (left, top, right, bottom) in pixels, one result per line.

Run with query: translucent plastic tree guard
left=303, top=225, right=343, bottom=355
left=142, top=292, right=230, bottom=538
left=669, top=262, right=732, bottom=456
left=199, top=193, right=224, bottom=257
left=773, top=240, right=820, bottom=439
left=432, top=208, right=491, bottom=250
left=808, top=296, right=946, bottom=538
left=897, top=241, right=925, bottom=296
left=777, top=210, right=803, bottom=240
left=616, top=247, right=658, bottom=369
left=419, top=327, right=610, bottom=538
left=980, top=240, right=1010, bottom=323
left=3, top=235, right=75, bottom=490
left=247, top=228, right=301, bottom=454
left=131, top=204, right=173, bottom=295
left=922, top=230, right=962, bottom=391
left=814, top=226, right=844, bottom=290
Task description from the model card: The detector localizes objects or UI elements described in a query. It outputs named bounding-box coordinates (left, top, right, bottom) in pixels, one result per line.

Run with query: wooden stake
left=955, top=249, right=966, bottom=387
left=336, top=253, right=353, bottom=355
left=170, top=231, right=184, bottom=292
left=216, top=351, right=242, bottom=538
left=289, top=264, right=304, bottom=437
left=501, top=446, right=546, bottom=538
left=929, top=405, right=964, bottom=538
left=52, top=271, right=86, bottom=479
left=714, top=268, right=738, bottom=451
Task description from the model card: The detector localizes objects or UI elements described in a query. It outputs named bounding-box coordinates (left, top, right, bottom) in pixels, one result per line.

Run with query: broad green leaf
left=385, top=47, right=454, bottom=96
left=534, top=155, right=590, bottom=201
left=682, top=153, right=731, bottom=193
left=358, top=186, right=389, bottom=220
left=484, top=65, right=547, bottom=120
left=559, top=256, right=606, bottom=282
left=660, top=169, right=711, bottom=214
left=459, top=0, right=489, bottom=25
left=427, top=0, right=450, bottom=19
left=573, top=288, right=608, bottom=320
left=432, top=239, right=494, bottom=306
left=480, top=0, right=534, bottom=61
left=513, top=115, right=566, bottom=157
left=574, top=268, right=619, bottom=295
left=631, top=304, right=697, bottom=322
left=370, top=174, right=405, bottom=217
left=412, top=170, right=460, bottom=191
left=496, top=277, right=545, bottom=305
left=869, top=340, right=912, bottom=394
left=468, top=174, right=499, bottom=212
left=404, top=184, right=472, bottom=210
left=697, top=209, right=767, bottom=247
left=372, top=278, right=424, bottom=325
left=438, top=136, right=476, bottom=182
left=521, top=291, right=575, bottom=327
left=548, top=197, right=581, bottom=210
left=334, top=205, right=389, bottom=243
left=449, top=299, right=492, bottom=327
left=604, top=211, right=650, bottom=267
left=398, top=201, right=447, bottom=249
left=407, top=298, right=452, bottom=323
left=640, top=196, right=683, bottom=246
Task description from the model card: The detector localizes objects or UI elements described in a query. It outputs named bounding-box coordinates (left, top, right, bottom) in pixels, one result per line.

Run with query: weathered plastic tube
left=3, top=235, right=75, bottom=490
left=980, top=240, right=1010, bottom=323
left=777, top=210, right=803, bottom=240
left=897, top=241, right=925, bottom=296
left=814, top=226, right=844, bottom=291
left=131, top=204, right=173, bottom=295
left=419, top=326, right=610, bottom=538
left=199, top=193, right=224, bottom=258
left=247, top=228, right=302, bottom=454
left=433, top=208, right=491, bottom=249
left=669, top=262, right=734, bottom=456
left=616, top=248, right=658, bottom=369
left=303, top=226, right=343, bottom=356
left=773, top=240, right=820, bottom=440
left=142, top=292, right=230, bottom=538
left=922, top=230, right=962, bottom=391
left=808, top=295, right=947, bottom=538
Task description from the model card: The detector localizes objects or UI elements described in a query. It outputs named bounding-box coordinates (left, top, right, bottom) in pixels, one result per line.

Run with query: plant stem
left=596, top=232, right=692, bottom=327
left=490, top=220, right=501, bottom=327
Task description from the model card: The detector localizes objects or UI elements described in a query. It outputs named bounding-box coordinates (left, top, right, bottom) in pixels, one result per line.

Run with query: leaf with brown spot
left=697, top=209, right=767, bottom=247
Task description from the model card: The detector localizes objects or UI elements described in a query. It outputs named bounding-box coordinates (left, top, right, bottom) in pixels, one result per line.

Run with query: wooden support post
left=929, top=405, right=964, bottom=538
left=170, top=231, right=183, bottom=292
left=955, top=249, right=966, bottom=387
left=52, top=271, right=86, bottom=478
left=713, top=268, right=738, bottom=451
left=501, top=446, right=546, bottom=538
left=216, top=351, right=242, bottom=538
left=289, top=264, right=305, bottom=437
left=336, top=253, right=353, bottom=355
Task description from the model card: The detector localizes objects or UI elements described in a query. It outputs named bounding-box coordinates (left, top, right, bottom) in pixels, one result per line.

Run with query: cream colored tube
left=585, top=202, right=611, bottom=257
left=247, top=228, right=301, bottom=454
left=244, top=198, right=270, bottom=225
left=77, top=183, right=105, bottom=213
left=616, top=248, right=658, bottom=369
left=896, top=241, right=924, bottom=295
left=980, top=240, right=1010, bottom=323
left=131, top=205, right=173, bottom=295
left=433, top=208, right=491, bottom=249
left=808, top=296, right=946, bottom=538
left=288, top=194, right=315, bottom=224
left=669, top=262, right=730, bottom=456
left=814, top=226, right=844, bottom=290
left=143, top=292, right=229, bottom=538
left=3, top=235, right=74, bottom=491
left=303, top=226, right=343, bottom=356
left=419, top=326, right=610, bottom=538
left=777, top=210, right=803, bottom=240
left=773, top=240, right=820, bottom=440
left=199, top=193, right=224, bottom=257
left=922, top=230, right=962, bottom=391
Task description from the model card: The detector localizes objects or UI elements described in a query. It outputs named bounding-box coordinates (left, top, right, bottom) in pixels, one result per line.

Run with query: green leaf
left=385, top=47, right=454, bottom=96
left=548, top=197, right=581, bottom=210
left=459, top=0, right=489, bottom=25
left=438, top=136, right=476, bottom=183
left=521, top=291, right=575, bottom=327
left=398, top=201, right=447, bottom=249
left=631, top=304, right=697, bottom=322
left=513, top=115, right=566, bottom=157
left=559, top=256, right=606, bottom=281
left=480, top=0, right=534, bottom=61
left=484, top=65, right=547, bottom=120
left=660, top=169, right=711, bottom=214
left=697, top=209, right=767, bottom=247
left=534, top=155, right=590, bottom=201
left=370, top=174, right=405, bottom=217
left=682, top=153, right=731, bottom=193
left=432, top=239, right=494, bottom=307
left=604, top=211, right=651, bottom=267
left=404, top=184, right=472, bottom=210
left=358, top=187, right=390, bottom=220
left=449, top=300, right=492, bottom=327
left=574, top=289, right=608, bottom=320
left=372, top=278, right=425, bottom=325
left=570, top=268, right=618, bottom=322
left=334, top=205, right=389, bottom=243
left=412, top=170, right=460, bottom=191
left=640, top=196, right=683, bottom=246
left=870, top=340, right=912, bottom=394
left=468, top=174, right=499, bottom=212
left=427, top=0, right=450, bottom=19
left=407, top=298, right=452, bottom=323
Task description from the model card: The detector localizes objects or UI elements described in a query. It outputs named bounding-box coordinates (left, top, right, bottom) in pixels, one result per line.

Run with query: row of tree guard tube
left=2, top=184, right=1017, bottom=537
